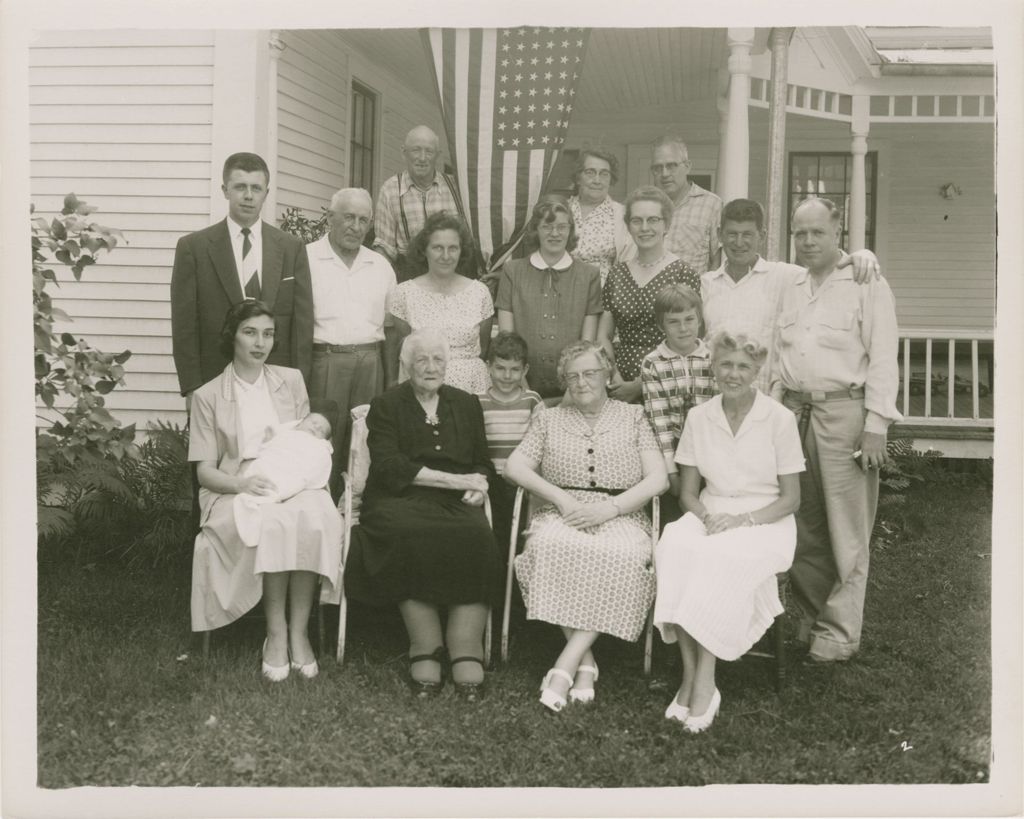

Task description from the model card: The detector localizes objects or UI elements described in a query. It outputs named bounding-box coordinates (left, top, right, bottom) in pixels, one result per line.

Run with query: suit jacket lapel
left=208, top=220, right=244, bottom=302
left=260, top=222, right=284, bottom=308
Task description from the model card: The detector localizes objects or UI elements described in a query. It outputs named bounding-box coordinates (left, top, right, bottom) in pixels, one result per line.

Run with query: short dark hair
left=624, top=185, right=674, bottom=225
left=572, top=147, right=619, bottom=193
left=721, top=198, right=765, bottom=231
left=407, top=212, right=479, bottom=278
left=219, top=300, right=275, bottom=359
left=222, top=152, right=270, bottom=185
left=653, top=283, right=703, bottom=327
left=792, top=196, right=842, bottom=225
left=523, top=195, right=578, bottom=253
left=487, top=331, right=529, bottom=365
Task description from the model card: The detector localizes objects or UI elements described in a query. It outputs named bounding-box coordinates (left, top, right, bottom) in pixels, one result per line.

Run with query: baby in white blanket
left=233, top=412, right=334, bottom=547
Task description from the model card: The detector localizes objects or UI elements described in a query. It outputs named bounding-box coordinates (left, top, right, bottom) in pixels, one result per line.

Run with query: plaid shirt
left=372, top=170, right=462, bottom=259
left=663, top=182, right=722, bottom=274
left=640, top=339, right=716, bottom=469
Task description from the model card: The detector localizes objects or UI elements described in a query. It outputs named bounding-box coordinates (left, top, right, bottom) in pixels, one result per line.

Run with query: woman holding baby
left=188, top=300, right=342, bottom=682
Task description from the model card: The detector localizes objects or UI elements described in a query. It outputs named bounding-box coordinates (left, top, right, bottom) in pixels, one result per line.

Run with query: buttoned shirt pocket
left=776, top=310, right=799, bottom=348
left=816, top=309, right=857, bottom=350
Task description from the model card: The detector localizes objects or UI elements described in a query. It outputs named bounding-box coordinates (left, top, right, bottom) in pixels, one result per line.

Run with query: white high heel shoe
left=664, top=686, right=690, bottom=723
left=683, top=688, right=721, bottom=733
left=539, top=668, right=574, bottom=713
left=290, top=658, right=319, bottom=680
left=568, top=664, right=599, bottom=704
left=261, top=639, right=290, bottom=682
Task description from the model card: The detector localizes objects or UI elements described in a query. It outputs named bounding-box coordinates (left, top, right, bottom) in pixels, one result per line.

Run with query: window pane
left=353, top=94, right=364, bottom=143
left=351, top=144, right=363, bottom=186
left=363, top=97, right=375, bottom=145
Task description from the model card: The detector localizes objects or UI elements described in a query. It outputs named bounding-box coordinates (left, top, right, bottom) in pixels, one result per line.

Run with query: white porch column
left=719, top=28, right=755, bottom=203
left=848, top=95, right=870, bottom=252
left=265, top=32, right=286, bottom=220
left=209, top=30, right=270, bottom=220
left=765, top=28, right=794, bottom=262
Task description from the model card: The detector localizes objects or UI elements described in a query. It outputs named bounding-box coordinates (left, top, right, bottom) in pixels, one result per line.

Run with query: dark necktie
left=241, top=227, right=260, bottom=300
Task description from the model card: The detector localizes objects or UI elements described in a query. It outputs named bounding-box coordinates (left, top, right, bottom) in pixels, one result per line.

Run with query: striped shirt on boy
left=476, top=389, right=545, bottom=475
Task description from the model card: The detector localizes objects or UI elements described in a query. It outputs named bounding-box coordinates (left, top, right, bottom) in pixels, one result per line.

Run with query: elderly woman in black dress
left=344, top=328, right=500, bottom=700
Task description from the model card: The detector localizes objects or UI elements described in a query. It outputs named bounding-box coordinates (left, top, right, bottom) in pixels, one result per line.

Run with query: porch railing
left=898, top=330, right=994, bottom=427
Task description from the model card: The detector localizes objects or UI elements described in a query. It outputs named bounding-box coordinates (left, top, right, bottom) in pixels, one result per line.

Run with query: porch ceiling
left=337, top=27, right=729, bottom=115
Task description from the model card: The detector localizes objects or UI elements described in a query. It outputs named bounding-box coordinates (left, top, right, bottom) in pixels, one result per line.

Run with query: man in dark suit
left=171, top=152, right=313, bottom=398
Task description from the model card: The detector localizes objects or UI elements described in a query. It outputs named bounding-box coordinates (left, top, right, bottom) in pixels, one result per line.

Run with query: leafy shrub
left=279, top=205, right=328, bottom=243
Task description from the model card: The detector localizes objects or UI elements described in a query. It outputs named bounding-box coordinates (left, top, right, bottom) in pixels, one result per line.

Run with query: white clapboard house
left=30, top=26, right=996, bottom=456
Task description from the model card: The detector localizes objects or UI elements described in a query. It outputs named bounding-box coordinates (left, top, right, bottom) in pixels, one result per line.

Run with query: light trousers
left=784, top=394, right=878, bottom=661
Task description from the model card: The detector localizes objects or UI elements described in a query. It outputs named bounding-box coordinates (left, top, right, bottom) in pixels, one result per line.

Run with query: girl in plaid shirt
left=640, top=284, right=716, bottom=524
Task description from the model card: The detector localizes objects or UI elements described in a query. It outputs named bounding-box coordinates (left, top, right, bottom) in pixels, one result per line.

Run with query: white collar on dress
left=529, top=250, right=573, bottom=270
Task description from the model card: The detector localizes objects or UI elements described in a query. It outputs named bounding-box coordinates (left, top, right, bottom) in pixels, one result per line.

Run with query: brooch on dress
left=424, top=412, right=440, bottom=426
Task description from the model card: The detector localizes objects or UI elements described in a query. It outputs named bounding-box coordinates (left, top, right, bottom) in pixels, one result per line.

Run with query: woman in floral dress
left=566, top=147, right=636, bottom=285
left=598, top=185, right=701, bottom=403
left=386, top=212, right=493, bottom=394
left=504, top=340, right=668, bottom=713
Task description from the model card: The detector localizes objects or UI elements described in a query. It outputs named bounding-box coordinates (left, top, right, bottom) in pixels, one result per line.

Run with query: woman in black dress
left=344, top=328, right=500, bottom=700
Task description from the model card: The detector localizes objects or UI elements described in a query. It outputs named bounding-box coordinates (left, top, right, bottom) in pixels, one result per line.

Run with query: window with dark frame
left=350, top=82, right=377, bottom=192
left=786, top=151, right=878, bottom=261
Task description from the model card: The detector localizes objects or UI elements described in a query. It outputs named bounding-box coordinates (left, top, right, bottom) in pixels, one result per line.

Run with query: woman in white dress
left=385, top=212, right=493, bottom=394
left=654, top=330, right=804, bottom=732
left=504, top=340, right=668, bottom=713
left=189, top=301, right=342, bottom=682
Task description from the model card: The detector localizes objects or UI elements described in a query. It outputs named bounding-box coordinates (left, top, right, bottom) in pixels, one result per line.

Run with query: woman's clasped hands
left=456, top=472, right=489, bottom=507
left=238, top=473, right=278, bottom=496
left=701, top=512, right=749, bottom=535
left=557, top=494, right=618, bottom=530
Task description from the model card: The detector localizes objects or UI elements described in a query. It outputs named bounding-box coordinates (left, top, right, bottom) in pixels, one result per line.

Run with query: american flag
left=423, top=27, right=590, bottom=265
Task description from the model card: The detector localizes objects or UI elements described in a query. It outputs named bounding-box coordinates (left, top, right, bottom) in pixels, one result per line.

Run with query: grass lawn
left=37, top=482, right=991, bottom=788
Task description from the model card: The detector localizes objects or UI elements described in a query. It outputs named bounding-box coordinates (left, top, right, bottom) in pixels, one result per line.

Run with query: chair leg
left=501, top=487, right=524, bottom=665
left=483, top=609, right=493, bottom=670
left=337, top=596, right=348, bottom=664
left=643, top=607, right=655, bottom=677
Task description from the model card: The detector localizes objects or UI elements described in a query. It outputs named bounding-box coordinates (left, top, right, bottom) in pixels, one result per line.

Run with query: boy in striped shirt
left=477, top=332, right=544, bottom=565
left=640, top=284, right=716, bottom=525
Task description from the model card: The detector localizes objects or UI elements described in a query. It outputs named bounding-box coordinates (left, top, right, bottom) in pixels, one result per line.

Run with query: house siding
left=274, top=30, right=446, bottom=222
left=30, top=29, right=217, bottom=430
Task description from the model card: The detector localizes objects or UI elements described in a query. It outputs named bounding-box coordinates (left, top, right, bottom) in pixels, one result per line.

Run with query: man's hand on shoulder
left=837, top=249, right=880, bottom=285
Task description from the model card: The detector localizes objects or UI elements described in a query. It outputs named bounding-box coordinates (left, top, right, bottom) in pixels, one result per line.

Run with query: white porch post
left=266, top=32, right=286, bottom=221
left=848, top=95, right=869, bottom=252
left=719, top=28, right=755, bottom=202
left=765, top=28, right=794, bottom=262
left=209, top=31, right=270, bottom=221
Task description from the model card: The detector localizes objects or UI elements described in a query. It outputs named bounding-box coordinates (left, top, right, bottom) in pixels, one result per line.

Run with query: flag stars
left=501, top=43, right=510, bottom=52
left=544, top=72, right=553, bottom=80
left=541, top=135, right=550, bottom=144
left=500, top=74, right=508, bottom=83
left=513, top=105, right=521, bottom=113
left=559, top=71, right=567, bottom=79
left=514, top=73, right=523, bottom=81
left=499, top=90, right=508, bottom=99
left=560, top=56, right=569, bottom=63
left=546, top=41, right=555, bottom=48
left=516, top=42, right=525, bottom=51
left=498, top=106, right=507, bottom=114
left=542, top=103, right=551, bottom=111
left=528, top=104, right=536, bottom=112
left=527, top=136, right=535, bottom=145
left=497, top=138, right=506, bottom=147
left=545, top=56, right=554, bottom=64
left=530, top=57, right=539, bottom=65
left=501, top=59, right=509, bottom=67
left=513, top=89, right=522, bottom=98
left=541, top=118, right=551, bottom=127
left=531, top=42, right=540, bottom=50
left=527, top=120, right=535, bottom=128
left=530, top=72, right=538, bottom=80
left=512, top=138, right=520, bottom=146
left=576, top=39, right=583, bottom=47
left=528, top=88, right=537, bottom=96
left=515, top=58, right=524, bottom=66
left=561, top=40, right=570, bottom=47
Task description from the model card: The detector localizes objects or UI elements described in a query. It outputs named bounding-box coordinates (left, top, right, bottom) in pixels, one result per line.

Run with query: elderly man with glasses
left=650, top=134, right=723, bottom=275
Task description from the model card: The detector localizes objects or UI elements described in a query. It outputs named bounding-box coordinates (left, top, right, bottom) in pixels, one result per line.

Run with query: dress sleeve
left=188, top=387, right=221, bottom=462
left=365, top=393, right=421, bottom=493
left=585, top=264, right=603, bottom=315
left=386, top=282, right=409, bottom=323
left=511, top=407, right=547, bottom=467
left=773, top=403, right=806, bottom=475
left=474, top=280, right=495, bottom=321
left=601, top=265, right=618, bottom=312
left=632, top=404, right=660, bottom=453
left=674, top=410, right=699, bottom=467
left=494, top=263, right=515, bottom=312
left=677, top=261, right=701, bottom=295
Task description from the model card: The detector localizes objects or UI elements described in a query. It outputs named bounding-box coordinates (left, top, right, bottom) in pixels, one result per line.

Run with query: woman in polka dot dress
left=598, top=186, right=701, bottom=403
left=504, top=340, right=669, bottom=713
left=386, top=212, right=493, bottom=395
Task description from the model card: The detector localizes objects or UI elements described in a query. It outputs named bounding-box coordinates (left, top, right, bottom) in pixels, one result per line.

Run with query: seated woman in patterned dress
left=344, top=329, right=501, bottom=701
left=504, top=340, right=669, bottom=713
left=654, top=331, right=804, bottom=733
left=385, top=212, right=493, bottom=394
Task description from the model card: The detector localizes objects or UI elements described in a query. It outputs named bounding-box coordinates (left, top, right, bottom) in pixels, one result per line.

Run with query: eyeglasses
left=628, top=216, right=665, bottom=228
left=564, top=369, right=605, bottom=384
left=650, top=162, right=684, bottom=175
left=581, top=168, right=611, bottom=179
left=538, top=222, right=571, bottom=235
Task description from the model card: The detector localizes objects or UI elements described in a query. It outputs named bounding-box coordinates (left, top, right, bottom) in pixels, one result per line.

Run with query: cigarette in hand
left=852, top=449, right=863, bottom=459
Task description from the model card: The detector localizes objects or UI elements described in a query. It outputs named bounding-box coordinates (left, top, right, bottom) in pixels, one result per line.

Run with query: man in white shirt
left=306, top=188, right=396, bottom=489
left=771, top=197, right=902, bottom=664
left=702, top=198, right=879, bottom=393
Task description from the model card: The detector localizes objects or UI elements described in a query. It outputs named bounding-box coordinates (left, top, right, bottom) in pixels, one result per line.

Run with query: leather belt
left=785, top=386, right=865, bottom=403
left=312, top=342, right=379, bottom=353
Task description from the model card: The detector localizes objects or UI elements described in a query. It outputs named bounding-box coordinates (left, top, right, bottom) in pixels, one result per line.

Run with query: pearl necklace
left=636, top=252, right=669, bottom=269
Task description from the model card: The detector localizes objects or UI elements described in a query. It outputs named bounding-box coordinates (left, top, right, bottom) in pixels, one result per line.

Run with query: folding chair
left=743, top=572, right=789, bottom=693
left=334, top=404, right=494, bottom=666
left=500, top=486, right=660, bottom=675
